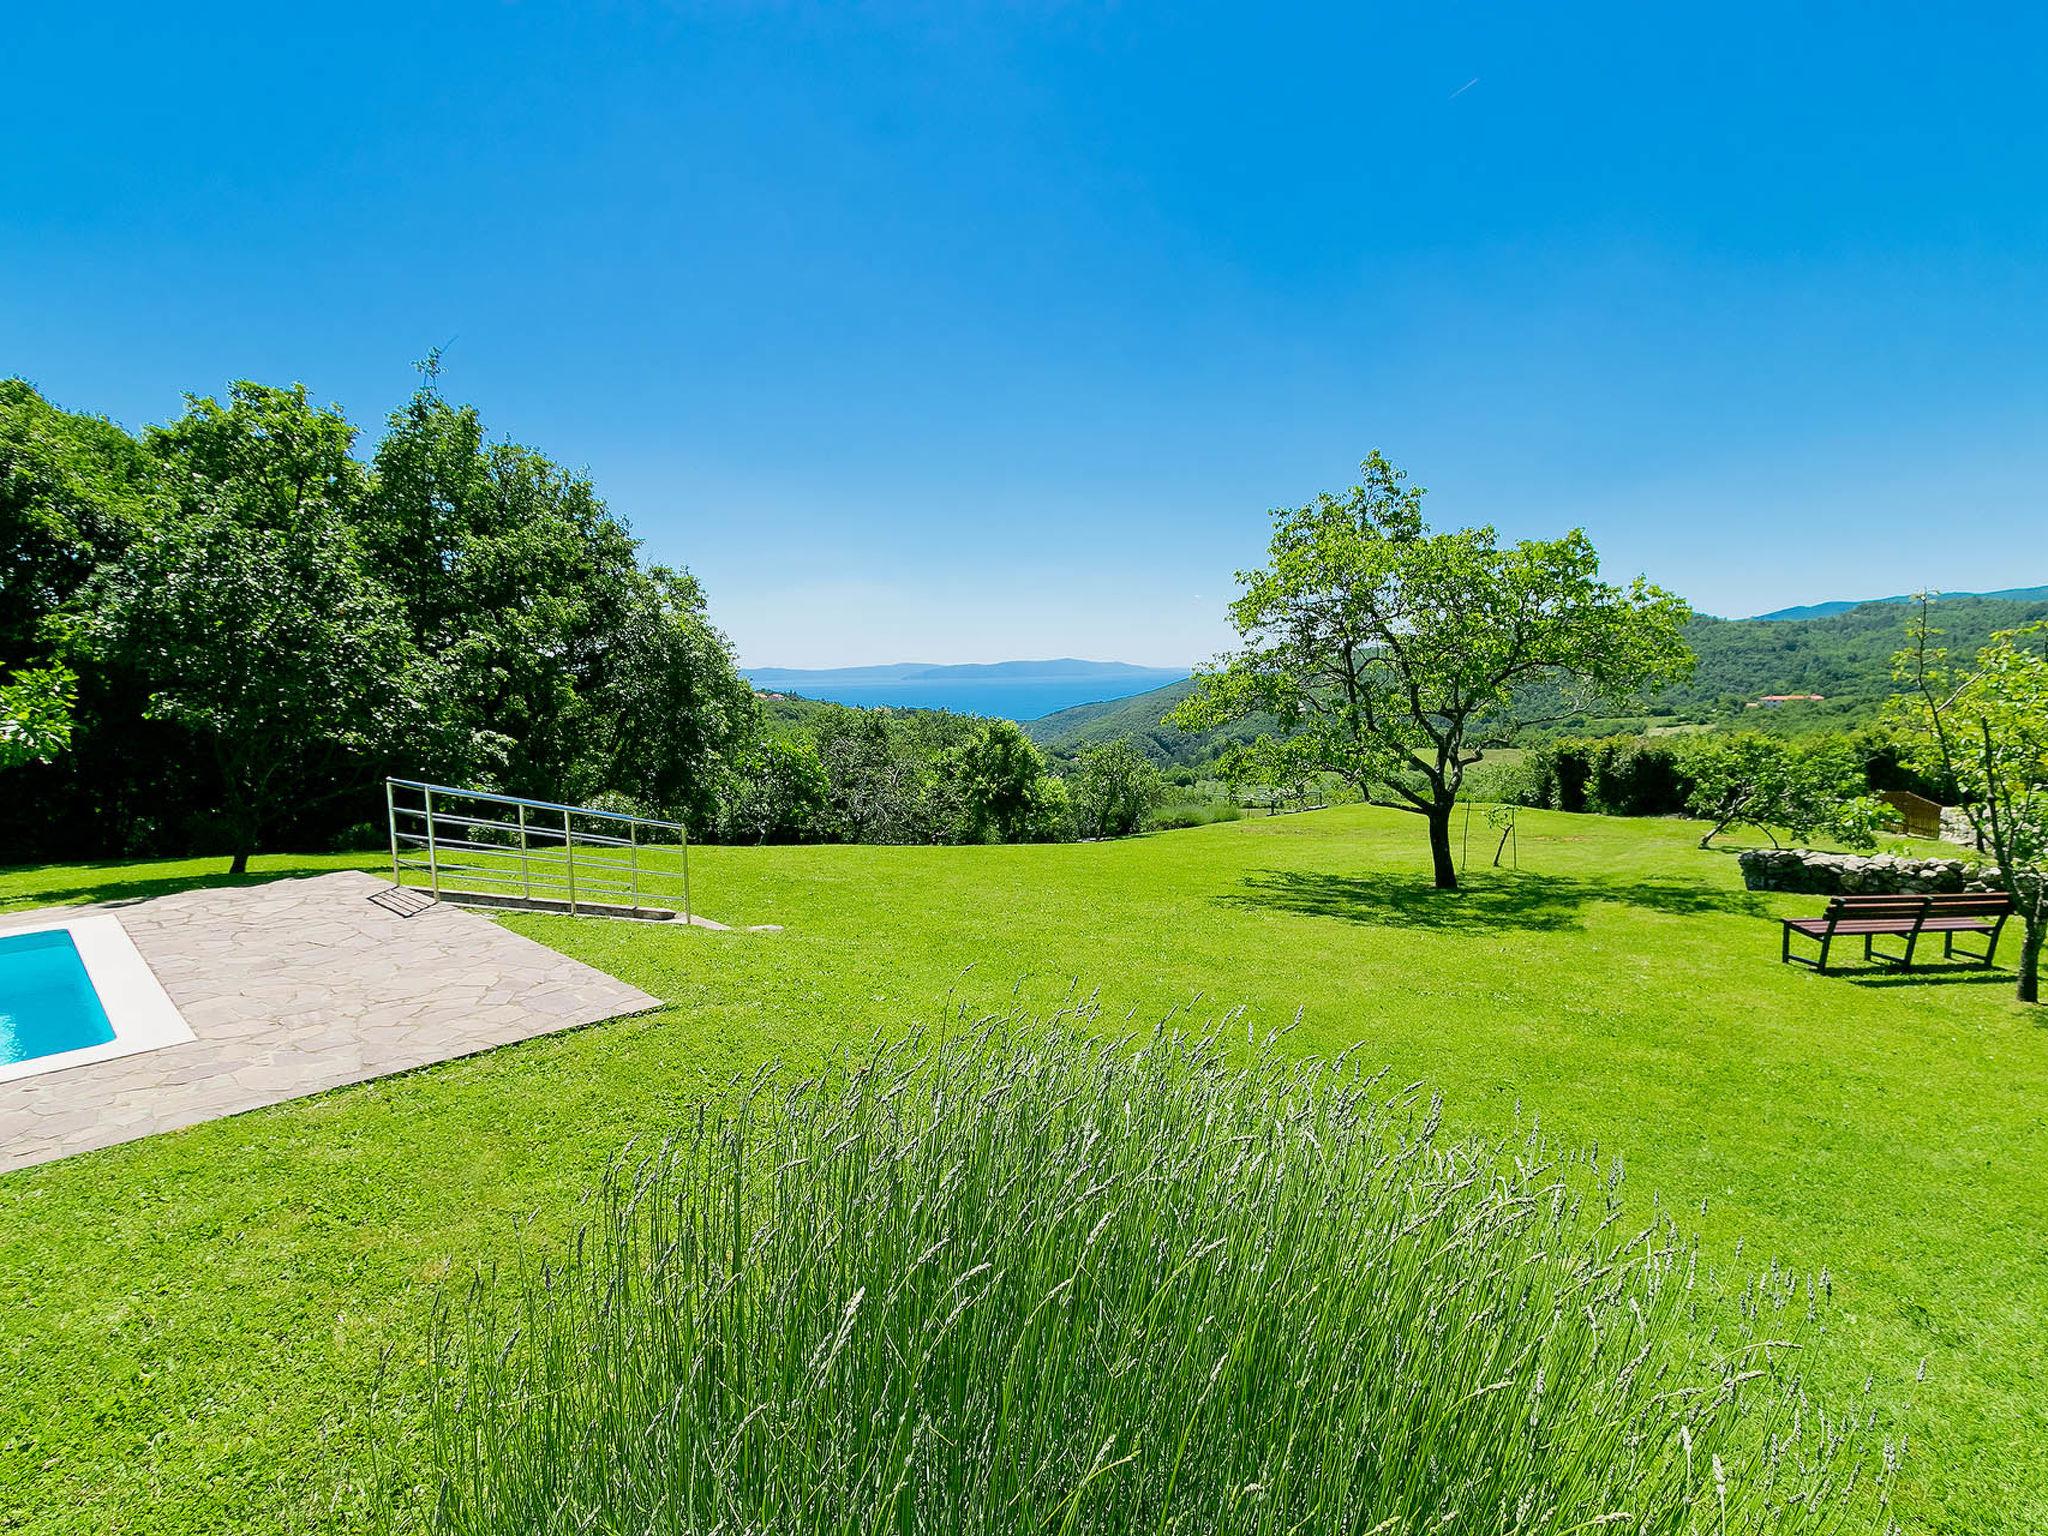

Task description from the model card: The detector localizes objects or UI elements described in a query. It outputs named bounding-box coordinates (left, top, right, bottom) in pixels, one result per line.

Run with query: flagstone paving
left=0, top=870, right=660, bottom=1173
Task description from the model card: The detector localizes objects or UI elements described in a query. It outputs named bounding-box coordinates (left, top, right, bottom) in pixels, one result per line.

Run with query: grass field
left=2, top=806, right=2043, bottom=1533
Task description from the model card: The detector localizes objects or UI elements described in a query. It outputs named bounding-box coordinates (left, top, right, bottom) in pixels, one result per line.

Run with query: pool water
left=0, top=928, right=116, bottom=1066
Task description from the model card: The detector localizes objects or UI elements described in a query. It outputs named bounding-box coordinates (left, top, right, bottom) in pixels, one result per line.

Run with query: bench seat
left=1784, top=915, right=2000, bottom=936
left=1780, top=892, right=2011, bottom=973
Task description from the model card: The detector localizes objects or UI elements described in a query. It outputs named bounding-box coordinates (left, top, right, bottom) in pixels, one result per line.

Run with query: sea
left=742, top=669, right=1188, bottom=722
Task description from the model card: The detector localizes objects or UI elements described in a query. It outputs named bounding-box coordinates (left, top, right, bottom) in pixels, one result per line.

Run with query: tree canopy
left=1890, top=602, right=2048, bottom=1003
left=1173, top=453, right=1693, bottom=887
left=0, top=372, right=756, bottom=867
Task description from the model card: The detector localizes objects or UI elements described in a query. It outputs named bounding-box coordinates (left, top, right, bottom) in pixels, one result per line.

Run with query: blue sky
left=5, top=4, right=2044, bottom=667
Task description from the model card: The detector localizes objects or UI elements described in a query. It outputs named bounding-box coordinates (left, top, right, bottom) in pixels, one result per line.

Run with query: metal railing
left=385, top=779, right=690, bottom=921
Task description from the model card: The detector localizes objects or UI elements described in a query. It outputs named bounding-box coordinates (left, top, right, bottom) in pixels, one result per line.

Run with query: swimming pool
left=0, top=915, right=194, bottom=1083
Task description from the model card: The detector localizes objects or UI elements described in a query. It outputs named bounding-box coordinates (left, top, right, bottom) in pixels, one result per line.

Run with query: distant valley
left=749, top=589, right=2048, bottom=767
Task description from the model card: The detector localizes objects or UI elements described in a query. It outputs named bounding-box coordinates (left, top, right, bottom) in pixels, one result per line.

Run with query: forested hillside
left=1668, top=595, right=2048, bottom=722
left=1023, top=678, right=1229, bottom=762
left=1025, top=594, right=2048, bottom=765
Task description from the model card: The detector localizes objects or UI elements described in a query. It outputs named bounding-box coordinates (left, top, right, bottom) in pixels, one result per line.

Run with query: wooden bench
left=1780, top=892, right=2012, bottom=974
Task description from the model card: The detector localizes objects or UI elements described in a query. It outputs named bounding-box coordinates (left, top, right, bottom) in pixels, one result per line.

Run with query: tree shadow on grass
left=1843, top=966, right=2016, bottom=990
left=0, top=861, right=341, bottom=915
left=1223, top=868, right=1768, bottom=934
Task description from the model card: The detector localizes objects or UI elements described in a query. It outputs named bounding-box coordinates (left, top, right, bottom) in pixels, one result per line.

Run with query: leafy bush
left=1461, top=755, right=1536, bottom=805
left=714, top=737, right=830, bottom=844
left=1522, top=737, right=1694, bottom=817
left=1069, top=739, right=1166, bottom=838
left=1675, top=733, right=1891, bottom=850
left=406, top=1016, right=1893, bottom=1535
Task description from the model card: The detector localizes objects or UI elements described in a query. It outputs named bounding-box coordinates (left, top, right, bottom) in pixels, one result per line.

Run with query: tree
left=1070, top=738, right=1165, bottom=838
left=1678, top=732, right=1889, bottom=850
left=0, top=379, right=159, bottom=669
left=1889, top=600, right=2048, bottom=1003
left=716, top=736, right=830, bottom=844
left=950, top=719, right=1058, bottom=843
left=1216, top=733, right=1322, bottom=816
left=1172, top=454, right=1693, bottom=888
left=356, top=373, right=756, bottom=810
left=0, top=664, right=75, bottom=769
left=73, top=511, right=419, bottom=874
left=359, top=376, right=644, bottom=794
left=591, top=566, right=757, bottom=825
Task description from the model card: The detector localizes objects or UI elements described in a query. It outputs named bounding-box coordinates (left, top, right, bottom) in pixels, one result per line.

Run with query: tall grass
left=403, top=1007, right=1894, bottom=1534
left=1145, top=798, right=1244, bottom=830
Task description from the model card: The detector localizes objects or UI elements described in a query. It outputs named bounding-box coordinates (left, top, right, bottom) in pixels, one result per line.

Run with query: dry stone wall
left=1738, top=848, right=2003, bottom=895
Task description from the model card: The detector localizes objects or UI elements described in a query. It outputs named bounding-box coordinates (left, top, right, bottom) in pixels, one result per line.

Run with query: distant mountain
left=1750, top=585, right=2048, bottom=622
left=746, top=658, right=1181, bottom=686
left=743, top=659, right=1191, bottom=721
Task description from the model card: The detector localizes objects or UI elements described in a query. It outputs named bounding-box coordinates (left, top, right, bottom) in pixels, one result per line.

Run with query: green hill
left=1023, top=676, right=1223, bottom=763
left=1026, top=593, right=2048, bottom=763
left=1667, top=593, right=2048, bottom=724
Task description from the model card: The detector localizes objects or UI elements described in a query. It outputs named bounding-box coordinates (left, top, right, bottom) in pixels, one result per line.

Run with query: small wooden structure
left=1877, top=788, right=1944, bottom=840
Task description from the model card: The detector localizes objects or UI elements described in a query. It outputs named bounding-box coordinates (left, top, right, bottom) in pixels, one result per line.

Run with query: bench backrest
left=1827, top=892, right=2011, bottom=918
left=1821, top=897, right=1931, bottom=924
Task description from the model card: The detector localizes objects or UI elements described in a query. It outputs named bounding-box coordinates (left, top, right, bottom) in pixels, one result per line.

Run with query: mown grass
left=0, top=807, right=2041, bottom=1533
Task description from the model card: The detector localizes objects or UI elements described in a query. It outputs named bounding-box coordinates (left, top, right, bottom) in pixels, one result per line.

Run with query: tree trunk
left=2018, top=915, right=2042, bottom=1005
left=228, top=848, right=250, bottom=876
left=1427, top=801, right=1458, bottom=891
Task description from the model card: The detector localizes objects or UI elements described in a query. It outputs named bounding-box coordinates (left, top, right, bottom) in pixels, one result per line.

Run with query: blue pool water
left=0, top=929, right=115, bottom=1066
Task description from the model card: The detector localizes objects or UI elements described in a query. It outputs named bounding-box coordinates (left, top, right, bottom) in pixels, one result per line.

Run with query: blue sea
left=744, top=669, right=1187, bottom=722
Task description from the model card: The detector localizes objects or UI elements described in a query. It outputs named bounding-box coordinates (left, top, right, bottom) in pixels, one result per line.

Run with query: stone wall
left=1939, top=806, right=1982, bottom=848
left=1738, top=848, right=2004, bottom=895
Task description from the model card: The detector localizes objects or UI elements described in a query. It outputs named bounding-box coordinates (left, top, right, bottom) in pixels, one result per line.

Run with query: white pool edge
left=0, top=914, right=196, bottom=1084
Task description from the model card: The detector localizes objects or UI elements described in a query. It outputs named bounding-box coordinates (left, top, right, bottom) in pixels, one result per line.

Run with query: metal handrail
left=384, top=778, right=689, bottom=832
left=384, top=778, right=691, bottom=921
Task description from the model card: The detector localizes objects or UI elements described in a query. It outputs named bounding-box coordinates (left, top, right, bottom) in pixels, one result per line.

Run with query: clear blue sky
left=5, top=5, right=2044, bottom=667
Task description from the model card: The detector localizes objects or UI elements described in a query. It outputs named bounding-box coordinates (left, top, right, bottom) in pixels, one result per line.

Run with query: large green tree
left=66, top=384, right=424, bottom=872
left=1070, top=738, right=1166, bottom=838
left=950, top=719, right=1062, bottom=843
left=73, top=510, right=418, bottom=873
left=1890, top=601, right=2048, bottom=1003
left=1173, top=454, right=1693, bottom=888
left=591, top=566, right=757, bottom=823
left=1, top=369, right=759, bottom=863
left=0, top=665, right=75, bottom=770
left=359, top=374, right=752, bottom=816
left=0, top=379, right=159, bottom=670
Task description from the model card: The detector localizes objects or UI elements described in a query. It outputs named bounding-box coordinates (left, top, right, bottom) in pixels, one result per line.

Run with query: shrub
left=1462, top=756, right=1536, bottom=805
left=1523, top=738, right=1692, bottom=817
left=1069, top=739, right=1167, bottom=838
left=714, top=737, right=829, bottom=844
left=405, top=1016, right=1892, bottom=1535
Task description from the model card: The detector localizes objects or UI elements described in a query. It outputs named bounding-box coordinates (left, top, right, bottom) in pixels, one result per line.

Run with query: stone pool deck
left=0, top=870, right=661, bottom=1174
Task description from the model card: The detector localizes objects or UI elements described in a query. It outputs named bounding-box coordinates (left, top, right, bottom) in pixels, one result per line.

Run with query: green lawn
left=2, top=808, right=2042, bottom=1534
